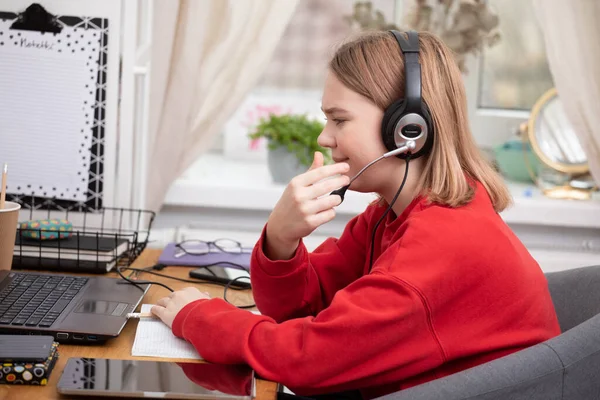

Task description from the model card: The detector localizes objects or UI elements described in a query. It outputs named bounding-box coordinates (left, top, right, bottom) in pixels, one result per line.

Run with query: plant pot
left=267, top=146, right=308, bottom=184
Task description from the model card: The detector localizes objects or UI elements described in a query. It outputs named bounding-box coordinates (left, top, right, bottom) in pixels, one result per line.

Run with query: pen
left=126, top=312, right=155, bottom=319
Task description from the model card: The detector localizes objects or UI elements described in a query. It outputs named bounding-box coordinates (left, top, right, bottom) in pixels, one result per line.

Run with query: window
left=213, top=0, right=554, bottom=155
left=466, top=0, right=554, bottom=149
left=478, top=0, right=554, bottom=111
left=215, top=0, right=398, bottom=159
left=258, top=0, right=397, bottom=91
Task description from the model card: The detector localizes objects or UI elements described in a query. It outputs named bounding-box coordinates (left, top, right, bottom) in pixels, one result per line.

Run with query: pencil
left=0, top=163, right=6, bottom=210
left=126, top=312, right=155, bottom=319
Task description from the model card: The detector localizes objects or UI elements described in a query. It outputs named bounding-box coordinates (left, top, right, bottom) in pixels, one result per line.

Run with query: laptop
left=0, top=270, right=148, bottom=343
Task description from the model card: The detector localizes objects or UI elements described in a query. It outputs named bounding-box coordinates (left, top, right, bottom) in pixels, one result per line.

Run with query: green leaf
left=247, top=113, right=331, bottom=167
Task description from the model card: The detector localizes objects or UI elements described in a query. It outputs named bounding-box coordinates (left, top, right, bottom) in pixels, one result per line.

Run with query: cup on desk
left=0, top=201, right=21, bottom=270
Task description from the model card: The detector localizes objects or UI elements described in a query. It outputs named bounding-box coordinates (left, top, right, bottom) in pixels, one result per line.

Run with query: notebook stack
left=13, top=234, right=130, bottom=273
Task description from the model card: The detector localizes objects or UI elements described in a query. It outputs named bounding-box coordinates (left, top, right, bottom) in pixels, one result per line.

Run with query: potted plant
left=248, top=113, right=332, bottom=184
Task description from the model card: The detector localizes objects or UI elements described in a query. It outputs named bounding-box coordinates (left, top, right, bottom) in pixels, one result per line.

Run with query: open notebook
left=131, top=304, right=202, bottom=360
left=131, top=304, right=260, bottom=360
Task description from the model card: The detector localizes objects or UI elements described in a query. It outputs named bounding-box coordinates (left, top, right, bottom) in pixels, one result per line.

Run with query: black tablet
left=57, top=358, right=256, bottom=399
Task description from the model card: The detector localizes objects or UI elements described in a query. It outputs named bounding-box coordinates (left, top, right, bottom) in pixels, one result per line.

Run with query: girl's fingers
left=306, top=175, right=350, bottom=199
left=156, top=297, right=169, bottom=307
left=308, top=151, right=324, bottom=171
left=303, top=193, right=343, bottom=215
left=151, top=305, right=165, bottom=318
left=306, top=208, right=337, bottom=228
left=296, top=162, right=349, bottom=186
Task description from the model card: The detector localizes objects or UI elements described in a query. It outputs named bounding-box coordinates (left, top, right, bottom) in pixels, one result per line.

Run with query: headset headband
left=389, top=30, right=422, bottom=115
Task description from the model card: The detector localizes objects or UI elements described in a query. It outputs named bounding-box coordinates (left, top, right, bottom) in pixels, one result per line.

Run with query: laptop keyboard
left=0, top=273, right=88, bottom=328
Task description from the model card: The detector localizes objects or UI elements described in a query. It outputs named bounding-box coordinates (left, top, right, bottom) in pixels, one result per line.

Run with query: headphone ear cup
left=411, top=102, right=434, bottom=159
left=381, top=98, right=407, bottom=153
left=381, top=99, right=435, bottom=159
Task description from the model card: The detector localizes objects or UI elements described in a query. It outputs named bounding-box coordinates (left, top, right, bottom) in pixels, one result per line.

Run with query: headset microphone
left=330, top=140, right=416, bottom=202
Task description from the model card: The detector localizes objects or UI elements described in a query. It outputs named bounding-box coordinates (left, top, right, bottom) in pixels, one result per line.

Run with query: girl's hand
left=151, top=287, right=211, bottom=328
left=265, top=152, right=349, bottom=260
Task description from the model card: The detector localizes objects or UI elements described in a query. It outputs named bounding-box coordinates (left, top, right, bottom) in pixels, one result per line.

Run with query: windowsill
left=165, top=153, right=376, bottom=215
left=164, top=153, right=600, bottom=229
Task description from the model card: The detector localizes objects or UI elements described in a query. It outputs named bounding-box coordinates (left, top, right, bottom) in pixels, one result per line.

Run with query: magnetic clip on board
left=10, top=3, right=62, bottom=34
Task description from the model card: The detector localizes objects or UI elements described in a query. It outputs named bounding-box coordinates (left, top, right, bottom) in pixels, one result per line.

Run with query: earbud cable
left=368, top=156, right=411, bottom=271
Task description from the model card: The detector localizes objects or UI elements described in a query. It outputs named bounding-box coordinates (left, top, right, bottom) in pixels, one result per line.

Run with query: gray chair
left=379, top=265, right=600, bottom=400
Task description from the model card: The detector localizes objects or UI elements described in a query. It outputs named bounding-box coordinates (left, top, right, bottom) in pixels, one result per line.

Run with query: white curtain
left=533, top=0, right=600, bottom=185
left=146, top=0, right=299, bottom=211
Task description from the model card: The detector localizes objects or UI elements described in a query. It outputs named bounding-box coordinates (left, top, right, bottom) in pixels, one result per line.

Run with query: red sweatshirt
left=172, top=181, right=560, bottom=399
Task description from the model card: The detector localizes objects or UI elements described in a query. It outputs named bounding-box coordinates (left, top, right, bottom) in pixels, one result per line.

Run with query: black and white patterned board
left=0, top=11, right=107, bottom=211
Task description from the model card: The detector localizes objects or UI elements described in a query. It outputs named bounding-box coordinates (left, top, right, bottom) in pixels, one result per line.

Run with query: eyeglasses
left=174, top=239, right=252, bottom=258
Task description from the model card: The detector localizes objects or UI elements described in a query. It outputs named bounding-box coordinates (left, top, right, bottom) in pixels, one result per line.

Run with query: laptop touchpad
left=75, top=300, right=127, bottom=316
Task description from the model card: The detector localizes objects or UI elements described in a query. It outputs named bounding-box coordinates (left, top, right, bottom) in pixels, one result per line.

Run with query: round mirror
left=527, top=88, right=589, bottom=175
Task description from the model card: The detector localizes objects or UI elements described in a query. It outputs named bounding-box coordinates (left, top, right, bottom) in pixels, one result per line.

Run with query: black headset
left=381, top=30, right=434, bottom=159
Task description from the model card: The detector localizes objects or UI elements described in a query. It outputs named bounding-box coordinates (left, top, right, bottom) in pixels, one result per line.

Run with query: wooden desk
left=1, top=249, right=278, bottom=400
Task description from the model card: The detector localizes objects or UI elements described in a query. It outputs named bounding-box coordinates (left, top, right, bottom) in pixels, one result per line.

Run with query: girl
left=151, top=31, right=560, bottom=400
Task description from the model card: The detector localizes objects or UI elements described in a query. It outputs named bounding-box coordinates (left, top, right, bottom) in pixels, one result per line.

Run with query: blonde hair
left=329, top=31, right=511, bottom=213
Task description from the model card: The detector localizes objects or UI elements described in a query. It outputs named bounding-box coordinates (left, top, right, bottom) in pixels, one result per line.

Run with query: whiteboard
left=0, top=20, right=101, bottom=201
left=0, top=0, right=121, bottom=215
left=0, top=0, right=122, bottom=226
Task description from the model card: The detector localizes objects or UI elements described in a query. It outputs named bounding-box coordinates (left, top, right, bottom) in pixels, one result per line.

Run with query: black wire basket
left=11, top=197, right=155, bottom=274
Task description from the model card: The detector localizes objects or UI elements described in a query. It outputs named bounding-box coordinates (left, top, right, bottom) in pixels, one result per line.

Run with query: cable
left=224, top=276, right=255, bottom=309
left=117, top=266, right=250, bottom=290
left=154, top=261, right=248, bottom=270
left=331, top=141, right=416, bottom=202
left=368, top=156, right=411, bottom=271
left=116, top=264, right=173, bottom=292
left=201, top=266, right=218, bottom=277
left=116, top=265, right=255, bottom=308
